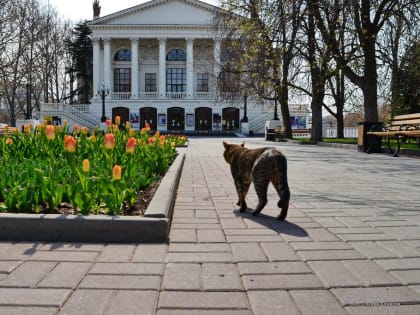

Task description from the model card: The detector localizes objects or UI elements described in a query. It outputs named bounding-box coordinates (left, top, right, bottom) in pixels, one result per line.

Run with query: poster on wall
left=158, top=114, right=166, bottom=126
left=130, top=113, right=139, bottom=129
left=186, top=114, right=194, bottom=127
left=290, top=116, right=306, bottom=129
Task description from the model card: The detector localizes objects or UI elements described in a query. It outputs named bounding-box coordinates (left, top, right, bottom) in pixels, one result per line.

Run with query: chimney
left=93, top=0, right=101, bottom=19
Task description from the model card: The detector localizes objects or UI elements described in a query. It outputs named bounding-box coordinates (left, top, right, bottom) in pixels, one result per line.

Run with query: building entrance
left=167, top=107, right=185, bottom=131
left=222, top=107, right=240, bottom=131
left=140, top=107, right=157, bottom=130
left=195, top=107, right=212, bottom=132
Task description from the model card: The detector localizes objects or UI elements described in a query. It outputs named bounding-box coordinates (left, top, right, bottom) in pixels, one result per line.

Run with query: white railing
left=137, top=92, right=158, bottom=100
left=324, top=127, right=358, bottom=138
left=111, top=92, right=131, bottom=100
left=166, top=92, right=186, bottom=99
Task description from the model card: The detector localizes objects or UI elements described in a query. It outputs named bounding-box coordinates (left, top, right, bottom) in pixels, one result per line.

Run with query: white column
left=131, top=37, right=139, bottom=99
left=92, top=38, right=100, bottom=99
left=213, top=39, right=221, bottom=79
left=158, top=38, right=166, bottom=99
left=186, top=38, right=194, bottom=99
left=103, top=38, right=112, bottom=97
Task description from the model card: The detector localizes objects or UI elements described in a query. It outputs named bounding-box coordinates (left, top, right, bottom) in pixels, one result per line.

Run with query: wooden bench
left=367, top=113, right=420, bottom=157
left=0, top=126, right=18, bottom=135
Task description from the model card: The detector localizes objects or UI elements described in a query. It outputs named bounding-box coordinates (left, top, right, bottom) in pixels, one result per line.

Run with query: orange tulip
left=73, top=125, right=80, bottom=134
left=23, top=125, right=30, bottom=133
left=64, top=135, right=77, bottom=153
left=114, top=115, right=121, bottom=126
left=82, top=159, right=90, bottom=173
left=126, top=137, right=137, bottom=154
left=148, top=137, right=155, bottom=145
left=113, top=165, right=122, bottom=180
left=81, top=126, right=88, bottom=134
left=90, top=135, right=97, bottom=142
left=5, top=138, right=13, bottom=145
left=104, top=133, right=115, bottom=150
left=45, top=125, right=55, bottom=140
left=106, top=119, right=112, bottom=127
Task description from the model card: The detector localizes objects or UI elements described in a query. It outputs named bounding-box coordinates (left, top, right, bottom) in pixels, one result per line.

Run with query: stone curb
left=0, top=150, right=186, bottom=243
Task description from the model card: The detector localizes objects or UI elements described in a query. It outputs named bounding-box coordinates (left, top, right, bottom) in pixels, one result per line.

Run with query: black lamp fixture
left=97, top=81, right=109, bottom=122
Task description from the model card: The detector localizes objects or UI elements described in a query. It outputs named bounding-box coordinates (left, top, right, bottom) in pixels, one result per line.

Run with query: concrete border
left=0, top=150, right=186, bottom=243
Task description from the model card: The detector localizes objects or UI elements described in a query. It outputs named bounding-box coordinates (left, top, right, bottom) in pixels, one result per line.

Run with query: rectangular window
left=166, top=68, right=186, bottom=93
left=145, top=73, right=156, bottom=92
left=197, top=73, right=209, bottom=92
left=113, top=68, right=131, bottom=92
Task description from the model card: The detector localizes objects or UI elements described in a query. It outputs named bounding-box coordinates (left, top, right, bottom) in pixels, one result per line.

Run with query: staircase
left=41, top=104, right=99, bottom=130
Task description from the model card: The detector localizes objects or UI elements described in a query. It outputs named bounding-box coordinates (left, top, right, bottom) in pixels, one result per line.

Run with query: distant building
left=41, top=0, right=311, bottom=133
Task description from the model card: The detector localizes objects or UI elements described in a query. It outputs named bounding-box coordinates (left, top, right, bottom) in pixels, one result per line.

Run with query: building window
left=114, top=49, right=131, bottom=61
left=114, top=68, right=131, bottom=92
left=197, top=73, right=209, bottom=92
left=166, top=68, right=186, bottom=93
left=145, top=73, right=156, bottom=92
left=166, top=48, right=186, bottom=61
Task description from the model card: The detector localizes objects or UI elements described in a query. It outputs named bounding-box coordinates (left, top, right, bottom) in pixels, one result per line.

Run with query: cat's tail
left=276, top=153, right=290, bottom=220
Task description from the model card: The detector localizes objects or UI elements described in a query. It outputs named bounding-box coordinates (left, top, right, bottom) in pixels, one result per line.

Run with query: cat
left=222, top=141, right=290, bottom=220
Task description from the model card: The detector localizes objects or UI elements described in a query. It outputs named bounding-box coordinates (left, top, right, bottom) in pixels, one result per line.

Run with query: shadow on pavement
left=234, top=210, right=308, bottom=237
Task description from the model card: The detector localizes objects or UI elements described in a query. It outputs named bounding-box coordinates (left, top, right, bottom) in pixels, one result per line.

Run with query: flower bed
left=0, top=119, right=188, bottom=216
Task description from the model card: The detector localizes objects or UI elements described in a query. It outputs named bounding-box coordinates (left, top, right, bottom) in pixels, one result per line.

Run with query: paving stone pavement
left=0, top=137, right=420, bottom=314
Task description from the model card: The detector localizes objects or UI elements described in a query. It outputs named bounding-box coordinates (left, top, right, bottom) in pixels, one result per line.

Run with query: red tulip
left=126, top=137, right=137, bottom=154
left=64, top=135, right=77, bottom=153
left=104, top=133, right=115, bottom=150
left=113, top=165, right=122, bottom=180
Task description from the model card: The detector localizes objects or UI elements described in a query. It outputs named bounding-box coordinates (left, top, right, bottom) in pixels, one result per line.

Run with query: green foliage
left=0, top=121, right=186, bottom=215
left=393, top=39, right=420, bottom=115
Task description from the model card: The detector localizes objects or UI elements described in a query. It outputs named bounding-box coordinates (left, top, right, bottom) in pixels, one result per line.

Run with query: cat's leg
left=273, top=155, right=290, bottom=220
left=235, top=179, right=250, bottom=212
left=251, top=177, right=269, bottom=216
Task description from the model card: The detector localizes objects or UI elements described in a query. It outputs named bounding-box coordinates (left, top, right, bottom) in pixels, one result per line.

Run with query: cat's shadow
left=234, top=210, right=308, bottom=237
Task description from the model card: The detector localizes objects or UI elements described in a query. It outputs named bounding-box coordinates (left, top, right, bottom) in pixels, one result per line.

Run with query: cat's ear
left=223, top=141, right=229, bottom=149
left=241, top=142, right=245, bottom=147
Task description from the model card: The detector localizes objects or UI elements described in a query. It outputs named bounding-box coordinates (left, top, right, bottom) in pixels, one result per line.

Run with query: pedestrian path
left=0, top=137, right=419, bottom=314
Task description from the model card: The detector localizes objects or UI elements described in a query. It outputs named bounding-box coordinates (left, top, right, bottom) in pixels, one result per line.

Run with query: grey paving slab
left=37, top=262, right=91, bottom=288
left=247, top=291, right=300, bottom=315
left=162, top=263, right=201, bottom=290
left=0, top=261, right=56, bottom=287
left=58, top=289, right=114, bottom=315
left=79, top=274, right=161, bottom=290
left=106, top=291, right=158, bottom=315
left=158, top=291, right=249, bottom=309
left=238, top=261, right=312, bottom=275
left=290, top=290, right=348, bottom=315
left=0, top=288, right=71, bottom=307
left=202, top=263, right=243, bottom=291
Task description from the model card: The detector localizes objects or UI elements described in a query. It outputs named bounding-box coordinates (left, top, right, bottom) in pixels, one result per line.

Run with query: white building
left=41, top=0, right=311, bottom=133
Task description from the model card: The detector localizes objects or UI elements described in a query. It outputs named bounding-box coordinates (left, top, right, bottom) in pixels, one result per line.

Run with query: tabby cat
left=222, top=141, right=290, bottom=220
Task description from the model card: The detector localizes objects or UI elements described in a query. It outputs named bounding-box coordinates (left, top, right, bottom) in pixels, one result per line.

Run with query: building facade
left=38, top=0, right=310, bottom=133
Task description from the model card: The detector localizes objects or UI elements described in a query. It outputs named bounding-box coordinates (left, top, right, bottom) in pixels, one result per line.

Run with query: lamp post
left=98, top=82, right=109, bottom=122
left=241, top=93, right=248, bottom=123
left=273, top=86, right=279, bottom=121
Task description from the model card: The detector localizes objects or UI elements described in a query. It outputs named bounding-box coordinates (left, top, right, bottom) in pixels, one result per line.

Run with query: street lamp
left=241, top=93, right=248, bottom=123
left=97, top=82, right=109, bottom=122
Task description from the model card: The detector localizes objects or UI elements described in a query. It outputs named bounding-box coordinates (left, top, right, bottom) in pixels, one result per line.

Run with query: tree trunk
left=362, top=39, right=379, bottom=122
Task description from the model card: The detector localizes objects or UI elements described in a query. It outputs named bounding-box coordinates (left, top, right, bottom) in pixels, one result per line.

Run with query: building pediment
left=89, top=0, right=220, bottom=27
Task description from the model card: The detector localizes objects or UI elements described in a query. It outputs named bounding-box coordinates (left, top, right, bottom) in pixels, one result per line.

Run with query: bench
left=266, top=127, right=312, bottom=141
left=0, top=126, right=18, bottom=135
left=367, top=113, right=420, bottom=157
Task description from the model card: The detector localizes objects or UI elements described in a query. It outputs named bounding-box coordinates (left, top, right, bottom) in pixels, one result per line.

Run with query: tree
left=313, top=0, right=417, bottom=123
left=217, top=0, right=304, bottom=138
left=65, top=21, right=93, bottom=104
left=392, top=39, right=420, bottom=115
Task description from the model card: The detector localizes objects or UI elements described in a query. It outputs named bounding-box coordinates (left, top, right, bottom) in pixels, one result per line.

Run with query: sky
left=47, top=0, right=219, bottom=23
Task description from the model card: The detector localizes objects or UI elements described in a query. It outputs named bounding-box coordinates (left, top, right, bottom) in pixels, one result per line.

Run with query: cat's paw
left=239, top=206, right=247, bottom=212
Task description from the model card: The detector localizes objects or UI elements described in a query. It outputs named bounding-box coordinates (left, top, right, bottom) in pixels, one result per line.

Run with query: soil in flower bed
left=12, top=177, right=163, bottom=216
